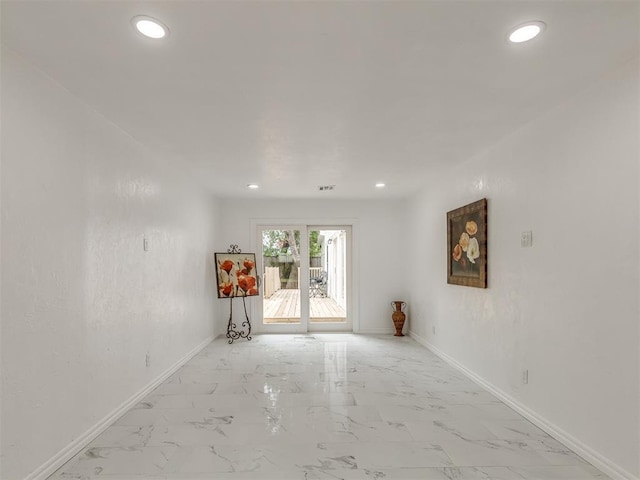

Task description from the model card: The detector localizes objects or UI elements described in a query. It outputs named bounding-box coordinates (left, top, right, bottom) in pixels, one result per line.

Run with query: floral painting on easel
left=447, top=198, right=487, bottom=288
left=215, top=253, right=259, bottom=298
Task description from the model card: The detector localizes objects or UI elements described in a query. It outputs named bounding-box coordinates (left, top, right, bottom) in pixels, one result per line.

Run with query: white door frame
left=251, top=220, right=358, bottom=334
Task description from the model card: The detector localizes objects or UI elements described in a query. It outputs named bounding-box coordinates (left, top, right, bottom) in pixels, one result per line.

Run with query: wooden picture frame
left=215, top=252, right=259, bottom=298
left=447, top=198, right=487, bottom=288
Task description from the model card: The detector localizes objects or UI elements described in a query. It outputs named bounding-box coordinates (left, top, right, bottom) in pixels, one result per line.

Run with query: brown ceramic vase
left=391, top=301, right=406, bottom=336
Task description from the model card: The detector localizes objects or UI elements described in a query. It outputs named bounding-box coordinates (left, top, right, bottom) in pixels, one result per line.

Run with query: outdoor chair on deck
left=309, top=271, right=328, bottom=298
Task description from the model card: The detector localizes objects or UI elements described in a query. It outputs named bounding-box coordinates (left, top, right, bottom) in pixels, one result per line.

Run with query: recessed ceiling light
left=375, top=183, right=386, bottom=188
left=132, top=15, right=169, bottom=39
left=247, top=184, right=259, bottom=189
left=508, top=21, right=546, bottom=43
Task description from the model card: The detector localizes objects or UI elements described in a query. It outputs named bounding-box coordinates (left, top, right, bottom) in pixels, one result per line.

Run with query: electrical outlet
left=145, top=353, right=151, bottom=367
left=522, top=369, right=529, bottom=384
left=143, top=237, right=149, bottom=252
left=521, top=231, right=533, bottom=248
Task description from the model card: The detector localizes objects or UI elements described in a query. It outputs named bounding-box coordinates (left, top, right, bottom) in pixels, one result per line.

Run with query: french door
left=256, top=225, right=351, bottom=333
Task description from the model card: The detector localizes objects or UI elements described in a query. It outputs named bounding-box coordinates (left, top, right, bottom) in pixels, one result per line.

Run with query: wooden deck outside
left=263, top=289, right=346, bottom=323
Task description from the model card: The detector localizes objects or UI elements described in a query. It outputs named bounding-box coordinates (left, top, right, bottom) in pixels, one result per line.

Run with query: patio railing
left=262, top=266, right=324, bottom=298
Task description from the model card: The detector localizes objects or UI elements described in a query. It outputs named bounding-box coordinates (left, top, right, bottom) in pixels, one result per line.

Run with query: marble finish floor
left=50, top=335, right=609, bottom=480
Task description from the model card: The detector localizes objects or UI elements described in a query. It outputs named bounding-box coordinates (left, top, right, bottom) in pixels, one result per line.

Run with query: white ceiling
left=2, top=1, right=638, bottom=199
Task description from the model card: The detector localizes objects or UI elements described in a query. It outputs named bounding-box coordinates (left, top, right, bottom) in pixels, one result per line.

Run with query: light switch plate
left=521, top=231, right=533, bottom=248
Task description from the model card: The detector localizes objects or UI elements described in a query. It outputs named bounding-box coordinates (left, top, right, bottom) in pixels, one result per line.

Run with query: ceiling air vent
left=318, top=185, right=335, bottom=191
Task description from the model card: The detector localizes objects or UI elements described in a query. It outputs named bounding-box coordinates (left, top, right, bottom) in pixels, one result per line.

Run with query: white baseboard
left=408, top=330, right=639, bottom=480
left=26, top=335, right=215, bottom=480
left=358, top=328, right=395, bottom=334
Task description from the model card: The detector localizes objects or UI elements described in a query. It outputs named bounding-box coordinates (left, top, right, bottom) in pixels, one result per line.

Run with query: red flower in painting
left=452, top=243, right=462, bottom=262
left=219, top=282, right=233, bottom=297
left=219, top=260, right=234, bottom=274
left=237, top=273, right=256, bottom=294
left=247, top=287, right=258, bottom=296
left=243, top=259, right=255, bottom=273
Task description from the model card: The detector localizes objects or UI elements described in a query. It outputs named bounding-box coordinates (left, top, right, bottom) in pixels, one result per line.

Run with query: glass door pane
left=309, top=229, right=348, bottom=325
left=261, top=228, right=302, bottom=325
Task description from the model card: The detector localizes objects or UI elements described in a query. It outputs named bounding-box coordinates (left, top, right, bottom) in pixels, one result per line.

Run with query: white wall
left=406, top=58, right=639, bottom=479
left=1, top=49, right=220, bottom=479
left=217, top=198, right=406, bottom=334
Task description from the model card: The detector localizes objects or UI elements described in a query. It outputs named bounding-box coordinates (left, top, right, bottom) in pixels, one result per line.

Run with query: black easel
left=224, top=244, right=252, bottom=344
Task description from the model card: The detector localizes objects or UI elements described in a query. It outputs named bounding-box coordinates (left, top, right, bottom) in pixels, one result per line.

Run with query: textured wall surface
left=1, top=49, right=219, bottom=479
left=405, top=59, right=639, bottom=478
left=217, top=198, right=407, bottom=334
